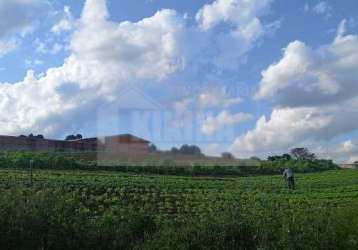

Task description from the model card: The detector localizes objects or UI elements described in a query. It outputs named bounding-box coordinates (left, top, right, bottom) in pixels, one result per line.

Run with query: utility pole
left=29, top=159, right=34, bottom=186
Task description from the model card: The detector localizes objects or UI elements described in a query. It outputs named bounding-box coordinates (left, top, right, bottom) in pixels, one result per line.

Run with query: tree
left=148, top=143, right=157, bottom=153
left=250, top=156, right=261, bottom=161
left=267, top=154, right=292, bottom=161
left=179, top=144, right=202, bottom=155
left=222, top=152, right=234, bottom=159
left=290, top=148, right=316, bottom=161
left=267, top=155, right=282, bottom=161
left=170, top=147, right=179, bottom=154
left=65, top=134, right=83, bottom=141
left=179, top=144, right=190, bottom=154
left=281, top=153, right=292, bottom=161
left=65, top=135, right=77, bottom=141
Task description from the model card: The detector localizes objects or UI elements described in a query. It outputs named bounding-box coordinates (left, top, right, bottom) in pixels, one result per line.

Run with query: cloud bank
left=231, top=20, right=358, bottom=162
left=0, top=0, right=275, bottom=138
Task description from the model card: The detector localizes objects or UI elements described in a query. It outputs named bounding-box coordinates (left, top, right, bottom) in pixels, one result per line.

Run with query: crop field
left=1, top=169, right=358, bottom=218
left=0, top=169, right=357, bottom=249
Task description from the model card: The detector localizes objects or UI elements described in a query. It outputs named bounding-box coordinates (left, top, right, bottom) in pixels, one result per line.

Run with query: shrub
left=0, top=151, right=339, bottom=176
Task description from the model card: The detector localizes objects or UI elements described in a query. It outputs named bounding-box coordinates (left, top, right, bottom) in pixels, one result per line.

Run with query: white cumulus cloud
left=255, top=20, right=358, bottom=107
left=0, top=0, right=187, bottom=136
left=201, top=110, right=253, bottom=135
left=231, top=20, right=358, bottom=162
left=0, top=0, right=46, bottom=55
left=195, top=0, right=278, bottom=70
left=230, top=107, right=333, bottom=157
left=0, top=0, right=277, bottom=138
left=314, top=140, right=358, bottom=164
left=196, top=0, right=272, bottom=31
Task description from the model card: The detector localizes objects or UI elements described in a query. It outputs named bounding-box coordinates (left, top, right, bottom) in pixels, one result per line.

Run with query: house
left=0, top=134, right=150, bottom=154
left=79, top=134, right=150, bottom=154
left=340, top=164, right=358, bottom=169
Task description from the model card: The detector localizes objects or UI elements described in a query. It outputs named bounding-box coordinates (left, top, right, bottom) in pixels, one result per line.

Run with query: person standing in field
left=283, top=168, right=295, bottom=190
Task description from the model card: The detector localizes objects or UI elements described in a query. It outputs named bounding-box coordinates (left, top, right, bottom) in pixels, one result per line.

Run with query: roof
left=0, top=135, right=90, bottom=146
left=0, top=134, right=150, bottom=144
left=103, top=134, right=150, bottom=143
left=78, top=134, right=150, bottom=143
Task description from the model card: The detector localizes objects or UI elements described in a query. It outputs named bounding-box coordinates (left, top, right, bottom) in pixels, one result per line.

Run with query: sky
left=0, top=0, right=358, bottom=163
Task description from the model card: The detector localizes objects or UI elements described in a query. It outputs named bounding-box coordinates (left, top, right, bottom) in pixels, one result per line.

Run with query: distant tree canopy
left=268, top=148, right=316, bottom=162
left=250, top=156, right=261, bottom=161
left=267, top=156, right=280, bottom=161
left=179, top=144, right=202, bottom=155
left=170, top=145, right=202, bottom=155
left=290, top=148, right=316, bottom=161
left=65, top=134, right=83, bottom=141
left=267, top=154, right=291, bottom=161
left=148, top=143, right=157, bottom=153
left=222, top=152, right=234, bottom=159
left=21, top=134, right=44, bottom=139
left=170, top=147, right=179, bottom=154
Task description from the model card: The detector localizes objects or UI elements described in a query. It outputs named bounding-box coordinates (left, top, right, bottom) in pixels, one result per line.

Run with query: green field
left=0, top=169, right=357, bottom=249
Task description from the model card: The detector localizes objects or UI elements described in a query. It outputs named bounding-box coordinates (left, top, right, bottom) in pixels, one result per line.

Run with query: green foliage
left=0, top=189, right=155, bottom=250
left=0, top=151, right=339, bottom=176
left=65, top=134, right=83, bottom=141
left=0, top=151, right=80, bottom=169
left=261, top=159, right=338, bottom=173
left=143, top=211, right=257, bottom=250
left=170, top=144, right=203, bottom=155
left=0, top=169, right=357, bottom=249
left=268, top=153, right=291, bottom=161
left=221, top=152, right=234, bottom=159
left=290, top=147, right=316, bottom=161
left=148, top=143, right=157, bottom=153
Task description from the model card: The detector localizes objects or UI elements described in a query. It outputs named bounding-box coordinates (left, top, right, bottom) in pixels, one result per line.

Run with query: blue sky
left=0, top=0, right=358, bottom=162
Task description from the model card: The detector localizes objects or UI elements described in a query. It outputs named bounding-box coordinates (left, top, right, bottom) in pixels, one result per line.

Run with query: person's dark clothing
left=287, top=176, right=295, bottom=190
left=283, top=168, right=295, bottom=190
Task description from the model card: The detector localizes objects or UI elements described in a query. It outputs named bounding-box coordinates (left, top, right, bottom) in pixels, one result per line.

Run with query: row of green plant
left=0, top=151, right=79, bottom=169
left=1, top=169, right=356, bottom=221
left=0, top=151, right=338, bottom=176
left=0, top=185, right=356, bottom=250
left=0, top=189, right=155, bottom=250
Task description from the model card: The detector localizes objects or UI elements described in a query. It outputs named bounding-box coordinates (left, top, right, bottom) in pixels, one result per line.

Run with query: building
left=340, top=164, right=358, bottom=169
left=79, top=134, right=150, bottom=154
left=0, top=134, right=150, bottom=154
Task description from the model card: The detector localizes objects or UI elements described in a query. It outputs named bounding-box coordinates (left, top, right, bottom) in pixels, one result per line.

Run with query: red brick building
left=0, top=134, right=150, bottom=154
left=79, top=134, right=150, bottom=154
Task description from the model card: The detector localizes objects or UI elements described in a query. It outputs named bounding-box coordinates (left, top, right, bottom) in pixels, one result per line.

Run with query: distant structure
left=340, top=163, right=358, bottom=169
left=0, top=134, right=150, bottom=154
